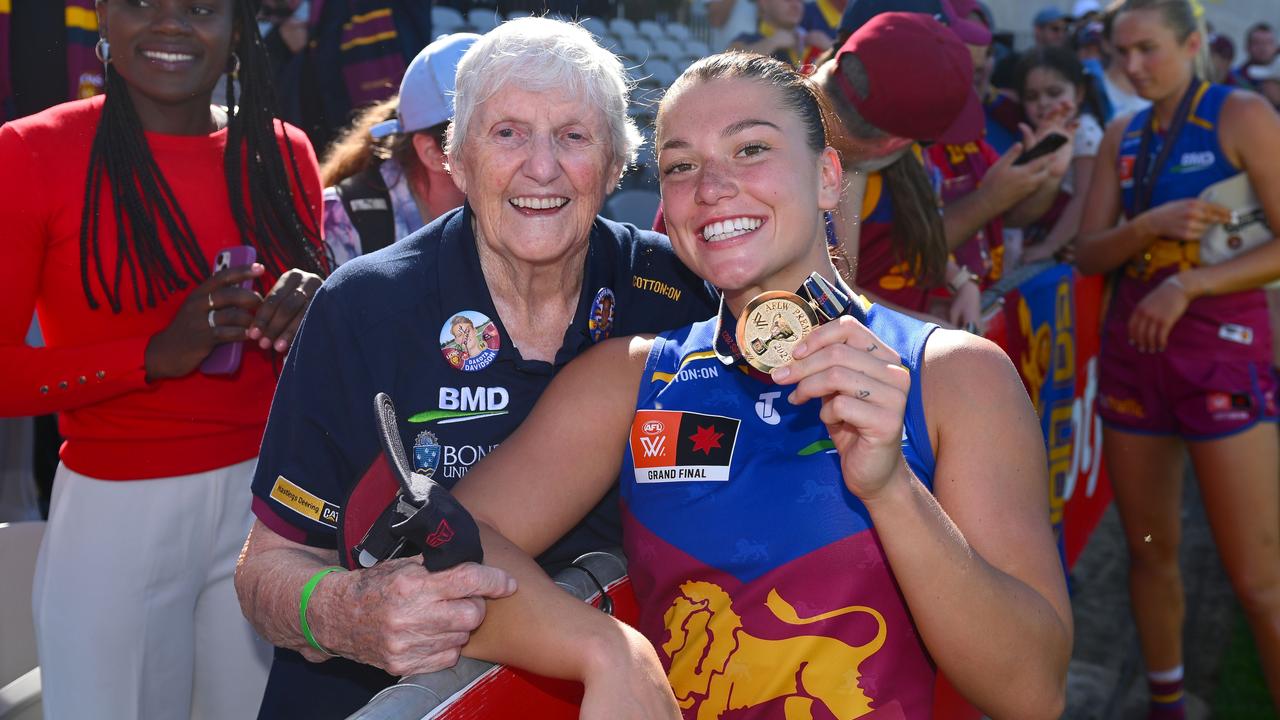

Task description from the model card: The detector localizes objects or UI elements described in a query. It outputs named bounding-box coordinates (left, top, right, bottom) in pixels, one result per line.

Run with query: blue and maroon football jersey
left=621, top=297, right=940, bottom=719
left=1118, top=81, right=1239, bottom=219
left=1099, top=81, right=1275, bottom=436
left=854, top=168, right=935, bottom=313
left=1110, top=80, right=1269, bottom=361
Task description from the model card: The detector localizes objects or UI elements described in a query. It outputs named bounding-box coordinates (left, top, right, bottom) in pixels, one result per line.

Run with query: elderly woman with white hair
left=233, top=17, right=716, bottom=719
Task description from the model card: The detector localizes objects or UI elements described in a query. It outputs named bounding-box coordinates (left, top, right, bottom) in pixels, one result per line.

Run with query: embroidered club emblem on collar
left=589, top=287, right=616, bottom=343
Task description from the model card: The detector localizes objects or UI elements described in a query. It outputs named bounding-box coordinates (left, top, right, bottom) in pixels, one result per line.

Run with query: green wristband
left=299, top=566, right=345, bottom=656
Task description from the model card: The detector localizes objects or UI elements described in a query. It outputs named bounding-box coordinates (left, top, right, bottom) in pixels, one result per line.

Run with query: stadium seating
left=665, top=23, right=693, bottom=42
left=652, top=38, right=686, bottom=61
left=465, top=8, right=502, bottom=33
left=619, top=35, right=654, bottom=62
left=0, top=522, right=44, bottom=720
left=684, top=39, right=711, bottom=58
left=630, top=85, right=665, bottom=113
left=637, top=20, right=667, bottom=42
left=629, top=137, right=659, bottom=191
left=577, top=16, right=610, bottom=40
left=431, top=5, right=465, bottom=34
left=596, top=32, right=624, bottom=53
left=643, top=59, right=680, bottom=88
left=604, top=188, right=661, bottom=227
left=609, top=17, right=639, bottom=37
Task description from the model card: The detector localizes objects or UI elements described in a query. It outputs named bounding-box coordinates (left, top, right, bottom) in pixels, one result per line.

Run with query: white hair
left=446, top=17, right=642, bottom=182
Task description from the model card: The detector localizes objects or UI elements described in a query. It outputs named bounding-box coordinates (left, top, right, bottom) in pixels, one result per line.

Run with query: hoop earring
left=227, top=52, right=241, bottom=79
left=95, top=38, right=110, bottom=65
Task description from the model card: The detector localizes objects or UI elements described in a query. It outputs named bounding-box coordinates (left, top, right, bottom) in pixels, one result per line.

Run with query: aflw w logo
left=630, top=409, right=740, bottom=483
left=639, top=436, right=667, bottom=457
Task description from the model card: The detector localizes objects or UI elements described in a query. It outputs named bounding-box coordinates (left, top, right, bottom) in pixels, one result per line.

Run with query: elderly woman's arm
left=235, top=521, right=517, bottom=675
left=244, top=330, right=680, bottom=713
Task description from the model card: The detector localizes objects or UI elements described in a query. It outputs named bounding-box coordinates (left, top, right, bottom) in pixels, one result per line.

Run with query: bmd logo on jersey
left=1175, top=151, right=1216, bottom=172
left=408, top=387, right=511, bottom=424
left=630, top=410, right=739, bottom=483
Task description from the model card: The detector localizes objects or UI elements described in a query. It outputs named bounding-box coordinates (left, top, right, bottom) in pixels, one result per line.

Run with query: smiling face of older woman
left=450, top=83, right=621, bottom=265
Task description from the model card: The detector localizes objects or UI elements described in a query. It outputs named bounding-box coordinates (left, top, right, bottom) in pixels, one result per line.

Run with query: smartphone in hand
left=200, top=245, right=257, bottom=375
left=1014, top=132, right=1069, bottom=166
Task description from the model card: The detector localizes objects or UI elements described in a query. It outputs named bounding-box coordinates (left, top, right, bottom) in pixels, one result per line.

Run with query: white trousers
left=33, top=459, right=271, bottom=720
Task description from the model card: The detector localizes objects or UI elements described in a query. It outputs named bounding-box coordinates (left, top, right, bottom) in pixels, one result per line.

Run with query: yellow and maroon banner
left=984, top=267, right=1111, bottom=568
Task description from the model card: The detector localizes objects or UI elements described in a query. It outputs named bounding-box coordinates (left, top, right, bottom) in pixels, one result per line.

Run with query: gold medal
left=735, top=291, right=819, bottom=373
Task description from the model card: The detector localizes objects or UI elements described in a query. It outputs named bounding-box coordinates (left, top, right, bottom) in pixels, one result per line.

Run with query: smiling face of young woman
left=98, top=0, right=236, bottom=133
left=655, top=74, right=842, bottom=312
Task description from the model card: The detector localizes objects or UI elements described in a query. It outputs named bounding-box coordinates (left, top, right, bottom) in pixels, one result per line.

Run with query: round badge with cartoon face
left=588, top=287, right=615, bottom=343
left=440, top=310, right=501, bottom=372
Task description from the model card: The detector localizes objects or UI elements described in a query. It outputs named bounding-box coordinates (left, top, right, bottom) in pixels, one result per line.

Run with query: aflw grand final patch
left=630, top=410, right=740, bottom=482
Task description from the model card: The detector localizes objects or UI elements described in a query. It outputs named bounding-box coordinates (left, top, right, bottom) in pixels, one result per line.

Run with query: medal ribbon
left=799, top=272, right=853, bottom=323
left=1132, top=79, right=1204, bottom=215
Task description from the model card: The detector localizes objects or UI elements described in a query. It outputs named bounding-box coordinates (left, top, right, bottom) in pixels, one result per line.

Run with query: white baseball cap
left=377, top=33, right=480, bottom=137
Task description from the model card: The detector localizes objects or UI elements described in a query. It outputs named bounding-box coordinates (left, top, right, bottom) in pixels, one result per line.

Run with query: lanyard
left=1132, top=79, right=1203, bottom=214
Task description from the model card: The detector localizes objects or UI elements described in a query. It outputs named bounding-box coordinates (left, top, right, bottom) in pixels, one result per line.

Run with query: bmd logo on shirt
left=630, top=410, right=739, bottom=483
left=408, top=387, right=510, bottom=425
left=1174, top=151, right=1216, bottom=172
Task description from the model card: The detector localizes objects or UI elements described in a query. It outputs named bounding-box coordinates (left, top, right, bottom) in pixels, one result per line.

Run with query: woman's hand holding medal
left=768, top=315, right=912, bottom=502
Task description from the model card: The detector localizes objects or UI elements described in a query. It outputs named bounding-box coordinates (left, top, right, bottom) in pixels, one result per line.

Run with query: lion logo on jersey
left=662, top=581, right=887, bottom=720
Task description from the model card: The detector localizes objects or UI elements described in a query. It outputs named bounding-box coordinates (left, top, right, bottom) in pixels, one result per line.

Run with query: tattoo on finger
left=857, top=389, right=871, bottom=400
left=865, top=343, right=878, bottom=353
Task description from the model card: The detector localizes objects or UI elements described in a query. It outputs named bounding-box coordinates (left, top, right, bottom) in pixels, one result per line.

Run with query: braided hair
left=79, top=0, right=330, bottom=313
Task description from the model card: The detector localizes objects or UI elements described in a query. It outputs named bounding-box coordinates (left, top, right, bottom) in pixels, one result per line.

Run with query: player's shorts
left=1098, top=278, right=1278, bottom=439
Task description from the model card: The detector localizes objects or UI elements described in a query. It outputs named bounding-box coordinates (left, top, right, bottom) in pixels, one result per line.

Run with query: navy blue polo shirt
left=250, top=204, right=716, bottom=719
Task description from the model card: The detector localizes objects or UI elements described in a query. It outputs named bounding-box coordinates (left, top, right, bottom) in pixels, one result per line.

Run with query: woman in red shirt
left=0, top=0, right=329, bottom=717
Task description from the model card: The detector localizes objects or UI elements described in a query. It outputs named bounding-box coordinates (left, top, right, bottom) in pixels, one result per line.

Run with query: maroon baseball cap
left=839, top=0, right=992, bottom=48
left=832, top=11, right=984, bottom=145
left=945, top=0, right=994, bottom=44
